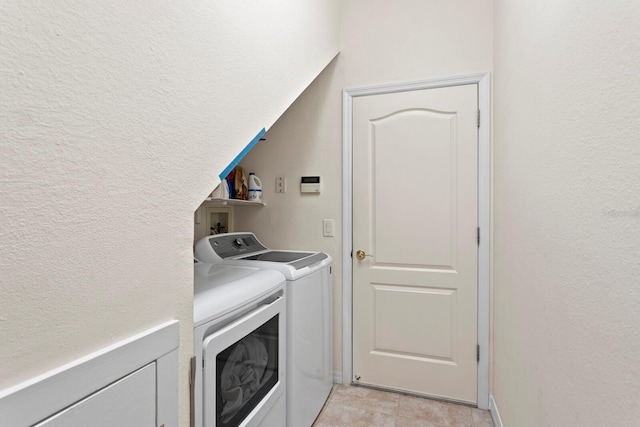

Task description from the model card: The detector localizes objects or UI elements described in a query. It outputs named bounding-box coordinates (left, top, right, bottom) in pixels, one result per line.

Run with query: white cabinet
left=0, top=321, right=178, bottom=427
left=35, top=364, right=156, bottom=427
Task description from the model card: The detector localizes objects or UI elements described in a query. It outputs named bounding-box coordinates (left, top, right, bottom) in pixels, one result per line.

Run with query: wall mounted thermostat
left=300, top=176, right=321, bottom=193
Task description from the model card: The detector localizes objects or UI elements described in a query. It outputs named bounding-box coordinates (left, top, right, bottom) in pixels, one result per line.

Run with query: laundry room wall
left=234, top=0, right=493, bottom=379
left=492, top=1, right=640, bottom=425
left=0, top=1, right=338, bottom=426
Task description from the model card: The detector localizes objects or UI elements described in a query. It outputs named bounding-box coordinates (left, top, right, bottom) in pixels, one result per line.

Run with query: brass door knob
left=356, top=250, right=373, bottom=260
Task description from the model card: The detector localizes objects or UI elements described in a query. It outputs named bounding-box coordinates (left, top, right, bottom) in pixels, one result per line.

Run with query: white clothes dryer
left=195, top=232, right=333, bottom=427
left=193, top=261, right=287, bottom=427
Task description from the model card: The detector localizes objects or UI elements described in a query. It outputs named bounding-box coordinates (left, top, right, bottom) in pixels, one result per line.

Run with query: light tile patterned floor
left=312, top=385, right=494, bottom=427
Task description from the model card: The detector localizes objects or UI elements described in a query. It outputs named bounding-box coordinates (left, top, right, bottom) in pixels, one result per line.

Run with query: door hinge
left=477, top=227, right=480, bottom=246
left=477, top=344, right=480, bottom=362
left=477, top=110, right=480, bottom=128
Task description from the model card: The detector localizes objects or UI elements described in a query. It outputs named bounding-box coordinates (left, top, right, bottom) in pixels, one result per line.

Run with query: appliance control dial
left=233, top=238, right=243, bottom=247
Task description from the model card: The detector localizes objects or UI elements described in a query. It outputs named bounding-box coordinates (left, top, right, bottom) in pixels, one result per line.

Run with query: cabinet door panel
left=35, top=363, right=156, bottom=427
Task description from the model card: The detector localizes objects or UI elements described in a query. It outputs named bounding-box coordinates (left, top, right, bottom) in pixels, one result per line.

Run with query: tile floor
left=312, top=385, right=494, bottom=427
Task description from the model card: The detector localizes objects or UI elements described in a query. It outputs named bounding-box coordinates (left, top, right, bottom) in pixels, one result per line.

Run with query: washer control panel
left=204, top=233, right=267, bottom=259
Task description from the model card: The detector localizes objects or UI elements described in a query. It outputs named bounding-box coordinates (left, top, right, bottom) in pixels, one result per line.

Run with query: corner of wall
left=489, top=395, right=504, bottom=427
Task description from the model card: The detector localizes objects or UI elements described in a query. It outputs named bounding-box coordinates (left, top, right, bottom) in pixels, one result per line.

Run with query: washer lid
left=193, top=263, right=285, bottom=327
left=195, top=232, right=327, bottom=268
left=239, top=251, right=328, bottom=269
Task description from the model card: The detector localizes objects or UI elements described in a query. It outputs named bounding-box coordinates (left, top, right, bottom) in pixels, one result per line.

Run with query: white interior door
left=352, top=84, right=478, bottom=403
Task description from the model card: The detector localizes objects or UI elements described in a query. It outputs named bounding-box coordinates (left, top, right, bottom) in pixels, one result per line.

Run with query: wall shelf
left=204, top=198, right=266, bottom=207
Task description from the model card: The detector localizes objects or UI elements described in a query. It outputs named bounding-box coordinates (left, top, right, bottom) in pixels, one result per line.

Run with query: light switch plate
left=323, top=219, right=335, bottom=237
left=276, top=176, right=286, bottom=193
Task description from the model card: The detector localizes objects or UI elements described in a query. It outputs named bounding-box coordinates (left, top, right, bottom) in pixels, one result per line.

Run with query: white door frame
left=341, top=72, right=490, bottom=410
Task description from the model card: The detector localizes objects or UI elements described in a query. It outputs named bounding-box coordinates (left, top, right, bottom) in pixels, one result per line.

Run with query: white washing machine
left=195, top=232, right=333, bottom=427
left=193, top=261, right=287, bottom=427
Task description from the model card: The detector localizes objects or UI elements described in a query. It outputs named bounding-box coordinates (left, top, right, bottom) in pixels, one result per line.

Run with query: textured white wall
left=493, top=1, right=640, bottom=425
left=0, top=1, right=338, bottom=425
left=234, top=0, right=493, bottom=375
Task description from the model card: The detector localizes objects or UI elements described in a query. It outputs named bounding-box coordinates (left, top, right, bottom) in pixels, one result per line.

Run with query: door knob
left=356, top=250, right=373, bottom=260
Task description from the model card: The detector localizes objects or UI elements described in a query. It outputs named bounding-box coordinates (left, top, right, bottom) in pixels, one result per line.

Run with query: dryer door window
left=216, top=314, right=279, bottom=426
left=202, top=296, right=285, bottom=427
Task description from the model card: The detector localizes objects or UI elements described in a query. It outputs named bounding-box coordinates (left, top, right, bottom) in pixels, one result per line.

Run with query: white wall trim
left=489, top=395, right=503, bottom=427
left=341, top=87, right=354, bottom=387
left=0, top=320, right=179, bottom=427
left=342, top=73, right=491, bottom=410
left=476, top=72, right=491, bottom=410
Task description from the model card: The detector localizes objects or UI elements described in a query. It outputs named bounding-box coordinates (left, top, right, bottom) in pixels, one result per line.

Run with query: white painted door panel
left=352, top=84, right=478, bottom=403
left=35, top=363, right=156, bottom=427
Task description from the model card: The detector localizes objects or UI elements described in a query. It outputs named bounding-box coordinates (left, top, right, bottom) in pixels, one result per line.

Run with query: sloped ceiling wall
left=188, top=0, right=341, bottom=199
left=0, top=1, right=338, bottom=424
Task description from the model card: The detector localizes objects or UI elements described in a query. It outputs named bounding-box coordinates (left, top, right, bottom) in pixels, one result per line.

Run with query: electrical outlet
left=276, top=176, right=286, bottom=193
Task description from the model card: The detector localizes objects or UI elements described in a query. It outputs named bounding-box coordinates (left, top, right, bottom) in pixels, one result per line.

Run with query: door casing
left=341, top=73, right=491, bottom=410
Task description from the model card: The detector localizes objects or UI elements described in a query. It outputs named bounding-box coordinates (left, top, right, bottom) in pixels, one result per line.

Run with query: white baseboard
left=333, top=370, right=344, bottom=384
left=489, top=395, right=503, bottom=427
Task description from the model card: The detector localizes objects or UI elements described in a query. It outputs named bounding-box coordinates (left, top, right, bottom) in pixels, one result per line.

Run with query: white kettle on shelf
left=247, top=173, right=262, bottom=201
